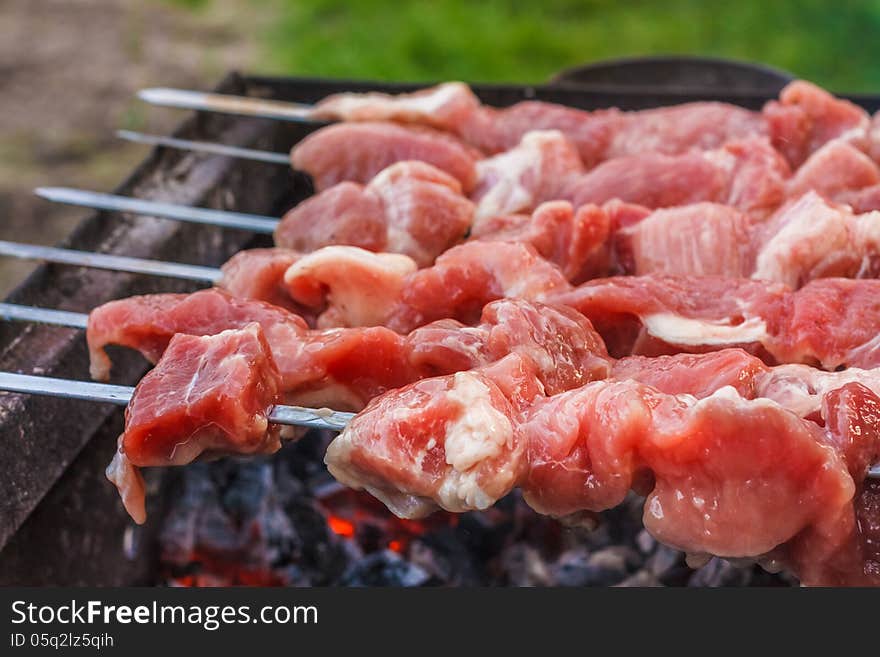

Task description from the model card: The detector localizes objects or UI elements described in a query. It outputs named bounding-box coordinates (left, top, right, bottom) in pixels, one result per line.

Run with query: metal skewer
left=0, top=303, right=89, bottom=329
left=0, top=240, right=221, bottom=283
left=0, top=371, right=353, bottom=431
left=138, top=88, right=322, bottom=124
left=117, top=130, right=291, bottom=165
left=1, top=301, right=880, bottom=479
left=35, top=187, right=280, bottom=234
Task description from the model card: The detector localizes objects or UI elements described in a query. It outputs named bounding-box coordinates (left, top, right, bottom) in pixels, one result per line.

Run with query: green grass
left=165, top=0, right=880, bottom=92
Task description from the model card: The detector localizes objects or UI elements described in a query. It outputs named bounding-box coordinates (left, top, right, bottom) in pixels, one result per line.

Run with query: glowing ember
left=327, top=515, right=357, bottom=538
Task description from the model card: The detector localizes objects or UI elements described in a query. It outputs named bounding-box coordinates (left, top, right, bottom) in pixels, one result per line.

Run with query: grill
left=2, top=62, right=877, bottom=585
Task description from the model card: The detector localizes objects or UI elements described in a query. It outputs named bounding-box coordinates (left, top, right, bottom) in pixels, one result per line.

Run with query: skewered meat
left=471, top=130, right=585, bottom=221
left=275, top=161, right=473, bottom=266
left=471, top=200, right=612, bottom=285
left=617, top=192, right=880, bottom=286
left=611, top=349, right=769, bottom=400
left=88, top=288, right=610, bottom=410
left=313, top=82, right=482, bottom=131
left=311, top=79, right=872, bottom=170
left=750, top=192, right=880, bottom=286
left=614, top=202, right=754, bottom=278
left=107, top=324, right=283, bottom=523
left=273, top=241, right=570, bottom=330
left=290, top=121, right=480, bottom=192
left=553, top=274, right=880, bottom=369
left=605, top=102, right=765, bottom=160
left=386, top=241, right=571, bottom=332
left=472, top=132, right=790, bottom=219
left=325, top=348, right=880, bottom=585
left=219, top=247, right=303, bottom=313
left=567, top=136, right=790, bottom=215
left=764, top=80, right=871, bottom=167
left=282, top=246, right=418, bottom=328
left=786, top=140, right=880, bottom=201
left=87, top=287, right=309, bottom=381
left=326, top=354, right=541, bottom=518
left=98, top=300, right=880, bottom=582
left=211, top=240, right=880, bottom=372
left=462, top=102, right=620, bottom=168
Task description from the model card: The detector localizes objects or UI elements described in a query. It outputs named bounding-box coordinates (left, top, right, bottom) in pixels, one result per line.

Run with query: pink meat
left=553, top=274, right=880, bottom=369
left=750, top=192, right=880, bottom=287
left=274, top=182, right=387, bottom=254
left=471, top=200, right=612, bottom=284
left=387, top=241, right=573, bottom=332
left=612, top=349, right=769, bottom=400
left=290, top=121, right=480, bottom=192
left=837, top=183, right=880, bottom=213
left=471, top=130, right=585, bottom=222
left=773, top=278, right=880, bottom=369
left=219, top=248, right=303, bottom=313
left=312, top=82, right=482, bottom=131
left=521, top=380, right=858, bottom=585
left=764, top=80, right=870, bottom=167
left=107, top=324, right=283, bottom=523
left=617, top=192, right=880, bottom=287
left=566, top=137, right=790, bottom=215
left=275, top=161, right=473, bottom=266
left=325, top=347, right=878, bottom=584
left=325, top=354, right=542, bottom=518
left=460, top=102, right=621, bottom=167
left=615, top=203, right=754, bottom=278
left=786, top=140, right=880, bottom=201
left=607, top=102, right=766, bottom=159
left=86, top=288, right=309, bottom=382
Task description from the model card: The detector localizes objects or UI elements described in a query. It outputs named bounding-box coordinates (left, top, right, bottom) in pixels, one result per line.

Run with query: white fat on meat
left=472, top=130, right=581, bottom=222
left=438, top=372, right=516, bottom=511
left=283, top=246, right=417, bottom=327
left=852, top=211, right=880, bottom=275
left=106, top=441, right=146, bottom=525
left=642, top=313, right=769, bottom=347
left=314, top=82, right=478, bottom=127
left=443, top=372, right=513, bottom=470
left=752, top=192, right=854, bottom=287
left=325, top=371, right=519, bottom=518
left=366, top=161, right=473, bottom=266
left=757, top=364, right=880, bottom=418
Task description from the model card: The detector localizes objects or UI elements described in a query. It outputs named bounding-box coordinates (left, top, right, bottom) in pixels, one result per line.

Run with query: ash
left=158, top=432, right=795, bottom=587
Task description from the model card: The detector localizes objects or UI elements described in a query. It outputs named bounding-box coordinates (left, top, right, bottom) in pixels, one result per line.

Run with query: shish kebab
left=3, top=78, right=876, bottom=584
left=135, top=79, right=878, bottom=172
left=5, top=328, right=880, bottom=476
left=2, top=313, right=879, bottom=587
left=9, top=234, right=880, bottom=373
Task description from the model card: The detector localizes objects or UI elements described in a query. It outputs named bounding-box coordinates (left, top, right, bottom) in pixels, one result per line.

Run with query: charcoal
left=688, top=558, right=758, bottom=587
left=499, top=544, right=554, bottom=587
left=339, top=550, right=432, bottom=587
left=410, top=531, right=483, bottom=585
left=156, top=442, right=794, bottom=587
left=646, top=545, right=687, bottom=582
left=635, top=529, right=656, bottom=554
left=615, top=570, right=663, bottom=587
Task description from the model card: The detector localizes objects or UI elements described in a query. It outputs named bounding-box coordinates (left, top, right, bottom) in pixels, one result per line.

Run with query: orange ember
left=327, top=515, right=357, bottom=538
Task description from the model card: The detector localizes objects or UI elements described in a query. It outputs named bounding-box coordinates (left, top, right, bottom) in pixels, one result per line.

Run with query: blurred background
left=3, top=0, right=880, bottom=295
